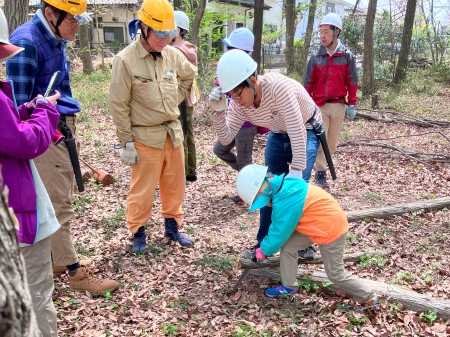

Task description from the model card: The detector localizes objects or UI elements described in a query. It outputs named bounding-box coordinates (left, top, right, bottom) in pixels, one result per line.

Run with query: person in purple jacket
left=213, top=28, right=270, bottom=202
left=0, top=8, right=61, bottom=336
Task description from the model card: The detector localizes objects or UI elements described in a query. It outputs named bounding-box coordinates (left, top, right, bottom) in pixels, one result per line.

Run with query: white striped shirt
left=212, top=73, right=322, bottom=171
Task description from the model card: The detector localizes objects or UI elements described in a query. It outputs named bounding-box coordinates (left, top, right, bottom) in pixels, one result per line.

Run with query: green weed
left=161, top=322, right=183, bottom=336
left=101, top=207, right=125, bottom=239
left=195, top=256, right=235, bottom=271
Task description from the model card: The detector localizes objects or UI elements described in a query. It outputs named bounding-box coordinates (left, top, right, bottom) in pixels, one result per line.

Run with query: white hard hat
left=174, top=10, right=189, bottom=31
left=320, top=13, right=342, bottom=31
left=222, top=27, right=254, bottom=52
left=236, top=164, right=268, bottom=206
left=0, top=9, right=23, bottom=62
left=217, top=49, right=257, bottom=93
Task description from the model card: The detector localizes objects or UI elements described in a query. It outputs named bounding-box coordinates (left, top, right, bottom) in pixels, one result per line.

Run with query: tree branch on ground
left=357, top=109, right=450, bottom=128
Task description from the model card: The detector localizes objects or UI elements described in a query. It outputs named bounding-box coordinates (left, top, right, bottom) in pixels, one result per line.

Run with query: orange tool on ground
left=79, top=158, right=114, bottom=186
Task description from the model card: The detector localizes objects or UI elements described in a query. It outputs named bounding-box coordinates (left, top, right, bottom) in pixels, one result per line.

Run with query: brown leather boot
left=68, top=267, right=119, bottom=294
left=52, top=259, right=92, bottom=278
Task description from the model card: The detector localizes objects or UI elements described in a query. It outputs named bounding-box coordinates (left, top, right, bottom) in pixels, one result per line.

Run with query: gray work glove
left=121, top=142, right=139, bottom=166
left=209, top=86, right=227, bottom=112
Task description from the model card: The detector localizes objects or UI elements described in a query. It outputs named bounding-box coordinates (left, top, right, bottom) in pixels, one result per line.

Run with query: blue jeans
left=256, top=130, right=320, bottom=243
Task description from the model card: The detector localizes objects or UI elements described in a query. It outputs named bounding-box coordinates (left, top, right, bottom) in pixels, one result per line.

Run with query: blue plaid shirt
left=6, top=13, right=81, bottom=115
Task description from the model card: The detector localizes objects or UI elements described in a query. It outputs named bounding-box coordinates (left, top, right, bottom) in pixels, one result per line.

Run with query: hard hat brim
left=248, top=174, right=285, bottom=213
left=0, top=43, right=24, bottom=62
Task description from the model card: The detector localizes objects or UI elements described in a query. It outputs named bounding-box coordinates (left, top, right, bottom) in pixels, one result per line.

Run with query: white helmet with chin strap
left=236, top=164, right=268, bottom=206
left=174, top=10, right=189, bottom=31
left=222, top=27, right=254, bottom=52
left=216, top=49, right=257, bottom=93
left=320, top=13, right=342, bottom=47
left=320, top=12, right=342, bottom=30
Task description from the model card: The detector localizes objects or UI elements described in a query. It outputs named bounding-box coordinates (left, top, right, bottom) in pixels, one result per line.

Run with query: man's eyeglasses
left=64, top=18, right=80, bottom=29
left=229, top=87, right=244, bottom=101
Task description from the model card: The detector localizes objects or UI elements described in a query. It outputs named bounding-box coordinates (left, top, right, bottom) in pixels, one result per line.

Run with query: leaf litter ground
left=56, top=74, right=450, bottom=337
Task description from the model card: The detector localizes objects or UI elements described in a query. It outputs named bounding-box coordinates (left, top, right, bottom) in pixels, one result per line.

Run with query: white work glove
left=209, top=86, right=227, bottom=112
left=285, top=169, right=303, bottom=180
left=121, top=142, right=139, bottom=166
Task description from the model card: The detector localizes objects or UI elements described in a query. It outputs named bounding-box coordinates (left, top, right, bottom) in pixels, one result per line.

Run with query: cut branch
left=345, top=197, right=450, bottom=223
left=249, top=268, right=450, bottom=319
left=356, top=109, right=450, bottom=128
left=338, top=141, right=450, bottom=164
left=239, top=250, right=391, bottom=269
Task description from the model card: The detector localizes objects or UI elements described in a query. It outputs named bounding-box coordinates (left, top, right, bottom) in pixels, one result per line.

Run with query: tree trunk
left=361, top=0, right=377, bottom=95
left=393, top=0, right=417, bottom=83
left=4, top=0, right=29, bottom=34
left=173, top=0, right=183, bottom=10
left=240, top=250, right=391, bottom=269
left=250, top=268, right=450, bottom=319
left=252, top=0, right=264, bottom=74
left=0, top=187, right=41, bottom=337
left=79, top=24, right=94, bottom=75
left=285, top=0, right=296, bottom=74
left=190, top=0, right=206, bottom=52
left=346, top=197, right=450, bottom=223
left=297, top=0, right=317, bottom=79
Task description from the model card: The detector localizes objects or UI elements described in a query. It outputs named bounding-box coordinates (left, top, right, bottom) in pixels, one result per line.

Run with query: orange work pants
left=126, top=135, right=185, bottom=234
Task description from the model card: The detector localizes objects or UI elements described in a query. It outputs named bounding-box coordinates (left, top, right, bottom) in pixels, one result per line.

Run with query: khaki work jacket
left=110, top=40, right=197, bottom=149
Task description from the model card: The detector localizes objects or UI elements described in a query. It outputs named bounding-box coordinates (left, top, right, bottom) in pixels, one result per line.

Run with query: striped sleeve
left=272, top=78, right=308, bottom=171
left=211, top=101, right=246, bottom=146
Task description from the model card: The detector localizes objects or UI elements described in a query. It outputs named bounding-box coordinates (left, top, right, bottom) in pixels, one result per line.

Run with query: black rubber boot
left=164, top=218, right=195, bottom=246
left=131, top=226, right=147, bottom=253
left=314, top=171, right=327, bottom=188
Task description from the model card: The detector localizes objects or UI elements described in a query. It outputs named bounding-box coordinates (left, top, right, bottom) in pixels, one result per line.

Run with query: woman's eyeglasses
left=229, top=87, right=244, bottom=100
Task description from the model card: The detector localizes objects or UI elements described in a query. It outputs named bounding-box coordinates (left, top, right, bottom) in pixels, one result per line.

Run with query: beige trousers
left=127, top=135, right=185, bottom=234
left=314, top=103, right=346, bottom=171
left=20, top=237, right=58, bottom=337
left=34, top=116, right=79, bottom=266
left=280, top=231, right=374, bottom=303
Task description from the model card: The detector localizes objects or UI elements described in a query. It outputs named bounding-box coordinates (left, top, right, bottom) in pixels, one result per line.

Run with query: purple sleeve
left=0, top=97, right=60, bottom=160
left=17, top=103, right=31, bottom=121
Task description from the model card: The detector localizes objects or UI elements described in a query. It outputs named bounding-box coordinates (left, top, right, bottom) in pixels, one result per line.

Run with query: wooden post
left=371, top=94, right=379, bottom=109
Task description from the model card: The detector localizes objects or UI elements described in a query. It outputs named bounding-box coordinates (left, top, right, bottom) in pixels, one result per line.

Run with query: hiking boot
left=314, top=171, right=327, bottom=188
left=231, top=195, right=243, bottom=203
left=265, top=285, right=297, bottom=297
left=298, top=246, right=317, bottom=260
left=186, top=175, right=197, bottom=182
left=242, top=243, right=260, bottom=259
left=52, top=259, right=92, bottom=278
left=68, top=267, right=119, bottom=294
left=131, top=226, right=147, bottom=253
left=164, top=218, right=194, bottom=246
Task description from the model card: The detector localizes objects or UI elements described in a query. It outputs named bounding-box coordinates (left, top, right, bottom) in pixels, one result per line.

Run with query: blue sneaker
left=265, top=285, right=297, bottom=297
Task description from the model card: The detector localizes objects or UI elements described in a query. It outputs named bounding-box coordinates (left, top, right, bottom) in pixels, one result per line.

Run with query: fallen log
left=345, top=197, right=450, bottom=223
left=239, top=250, right=391, bottom=270
left=249, top=268, right=450, bottom=320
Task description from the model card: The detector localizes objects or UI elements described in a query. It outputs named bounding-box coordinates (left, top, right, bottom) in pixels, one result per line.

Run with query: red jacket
left=303, top=41, right=358, bottom=106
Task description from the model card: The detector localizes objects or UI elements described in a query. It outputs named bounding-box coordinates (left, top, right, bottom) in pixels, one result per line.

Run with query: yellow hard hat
left=44, top=0, right=87, bottom=15
left=138, top=0, right=175, bottom=32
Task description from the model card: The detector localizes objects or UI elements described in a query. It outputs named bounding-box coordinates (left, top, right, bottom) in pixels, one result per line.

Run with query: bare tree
left=298, top=0, right=317, bottom=78
left=285, top=0, right=297, bottom=73
left=4, top=0, right=29, bottom=33
left=393, top=0, right=417, bottom=83
left=362, top=0, right=377, bottom=95
left=0, top=184, right=41, bottom=337
left=253, top=0, right=264, bottom=74
left=190, top=0, right=206, bottom=50
left=79, top=24, right=94, bottom=74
